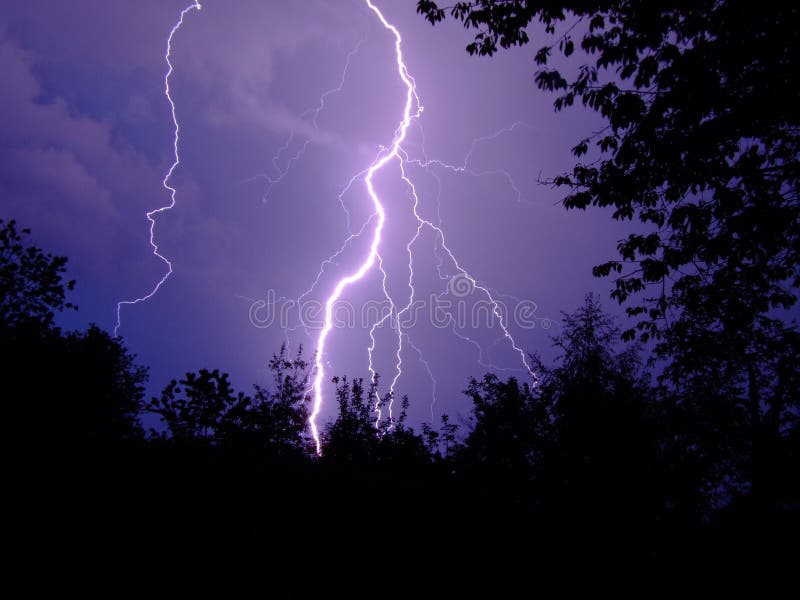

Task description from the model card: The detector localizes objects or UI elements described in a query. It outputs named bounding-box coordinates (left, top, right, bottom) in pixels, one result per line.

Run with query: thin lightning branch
left=248, top=36, right=367, bottom=204
left=114, top=1, right=202, bottom=337
left=337, top=167, right=369, bottom=234
left=398, top=154, right=538, bottom=383
left=376, top=215, right=425, bottom=426
left=403, top=332, right=438, bottom=422
left=430, top=275, right=550, bottom=374
left=367, top=253, right=399, bottom=427
left=394, top=121, right=549, bottom=398
left=462, top=121, right=531, bottom=169
left=309, top=0, right=421, bottom=455
left=407, top=121, right=534, bottom=204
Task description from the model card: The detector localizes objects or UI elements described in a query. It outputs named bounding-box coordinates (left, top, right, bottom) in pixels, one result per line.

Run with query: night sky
left=1, top=0, right=635, bottom=428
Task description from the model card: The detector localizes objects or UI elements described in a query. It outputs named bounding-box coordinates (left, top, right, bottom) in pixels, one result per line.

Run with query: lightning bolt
left=309, top=0, right=421, bottom=454
left=309, top=0, right=539, bottom=454
left=114, top=1, right=202, bottom=337
left=366, top=123, right=544, bottom=427
left=115, top=0, right=541, bottom=453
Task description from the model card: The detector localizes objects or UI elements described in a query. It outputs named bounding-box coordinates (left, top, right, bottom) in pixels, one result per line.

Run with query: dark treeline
left=3, top=219, right=798, bottom=597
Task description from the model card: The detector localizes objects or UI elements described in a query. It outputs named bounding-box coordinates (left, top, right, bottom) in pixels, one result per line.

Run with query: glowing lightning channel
left=309, top=0, right=421, bottom=454
left=114, top=1, right=202, bottom=337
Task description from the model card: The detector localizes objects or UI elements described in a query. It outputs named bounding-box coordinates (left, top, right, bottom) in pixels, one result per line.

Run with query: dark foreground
left=10, top=444, right=798, bottom=599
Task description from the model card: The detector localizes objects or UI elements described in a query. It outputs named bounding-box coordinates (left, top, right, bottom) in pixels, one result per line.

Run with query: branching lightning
left=114, top=1, right=202, bottom=337
left=308, top=0, right=538, bottom=454
left=117, top=0, right=541, bottom=454
left=309, top=0, right=421, bottom=454
left=397, top=155, right=538, bottom=382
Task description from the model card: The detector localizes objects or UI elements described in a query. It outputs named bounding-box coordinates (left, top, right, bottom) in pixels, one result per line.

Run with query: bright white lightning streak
left=309, top=0, right=420, bottom=454
left=311, top=1, right=538, bottom=451
left=298, top=215, right=376, bottom=305
left=114, top=1, right=201, bottom=337
left=241, top=37, right=376, bottom=353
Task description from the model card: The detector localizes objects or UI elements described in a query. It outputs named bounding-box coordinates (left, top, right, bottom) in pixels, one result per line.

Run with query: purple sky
left=1, top=0, right=634, bottom=427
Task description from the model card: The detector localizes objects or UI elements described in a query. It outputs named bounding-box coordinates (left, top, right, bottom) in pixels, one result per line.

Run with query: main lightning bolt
left=114, top=1, right=201, bottom=337
left=309, top=1, right=538, bottom=453
left=309, top=0, right=420, bottom=454
left=115, top=1, right=540, bottom=452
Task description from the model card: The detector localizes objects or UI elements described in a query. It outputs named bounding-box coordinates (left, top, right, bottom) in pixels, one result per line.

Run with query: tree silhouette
left=421, top=413, right=460, bottom=461
left=417, top=0, right=800, bottom=337
left=145, top=345, right=312, bottom=454
left=1, top=220, right=146, bottom=450
left=146, top=368, right=245, bottom=443
left=5, top=218, right=796, bottom=594
left=7, top=324, right=148, bottom=452
left=323, top=376, right=381, bottom=463
left=0, top=218, right=76, bottom=333
left=662, top=315, right=800, bottom=525
left=322, top=375, right=432, bottom=465
left=459, top=295, right=659, bottom=519
left=461, top=374, right=551, bottom=473
left=417, top=0, right=800, bottom=535
left=534, top=294, right=660, bottom=522
left=235, top=345, right=311, bottom=456
left=58, top=325, right=147, bottom=443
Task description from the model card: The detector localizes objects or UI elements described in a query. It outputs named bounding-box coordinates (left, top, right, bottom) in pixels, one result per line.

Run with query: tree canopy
left=417, top=0, right=800, bottom=348
left=0, top=218, right=76, bottom=332
left=3, top=221, right=797, bottom=595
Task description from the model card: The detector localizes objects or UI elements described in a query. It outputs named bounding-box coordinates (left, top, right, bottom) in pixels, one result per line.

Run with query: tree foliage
left=1, top=220, right=145, bottom=448
left=417, top=1, right=800, bottom=525
left=533, top=294, right=660, bottom=518
left=461, top=374, right=550, bottom=471
left=0, top=218, right=76, bottom=332
left=323, top=376, right=430, bottom=465
left=59, top=325, right=148, bottom=443
left=4, top=219, right=797, bottom=593
left=146, top=345, right=311, bottom=455
left=417, top=1, right=800, bottom=346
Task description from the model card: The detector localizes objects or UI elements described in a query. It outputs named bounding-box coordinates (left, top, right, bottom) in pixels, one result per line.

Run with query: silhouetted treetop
left=147, top=369, right=246, bottom=443
left=144, top=345, right=311, bottom=453
left=0, top=218, right=76, bottom=331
